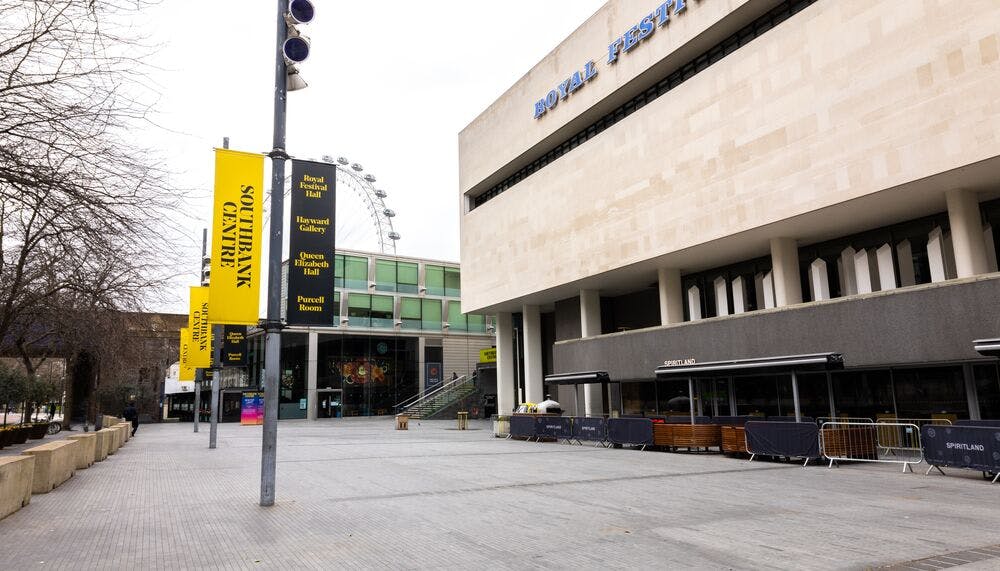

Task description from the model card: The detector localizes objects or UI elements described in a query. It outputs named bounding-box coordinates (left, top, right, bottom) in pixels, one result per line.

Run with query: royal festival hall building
left=459, top=0, right=1000, bottom=420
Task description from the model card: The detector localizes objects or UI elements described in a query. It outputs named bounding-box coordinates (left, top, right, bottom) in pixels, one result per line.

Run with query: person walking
left=123, top=401, right=139, bottom=436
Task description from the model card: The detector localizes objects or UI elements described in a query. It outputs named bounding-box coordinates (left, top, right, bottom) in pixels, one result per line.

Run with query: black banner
left=572, top=417, right=607, bottom=442
left=222, top=325, right=248, bottom=367
left=922, top=425, right=1000, bottom=473
left=608, top=418, right=654, bottom=446
left=744, top=421, right=820, bottom=458
left=535, top=416, right=572, bottom=439
left=287, top=159, right=336, bottom=325
left=509, top=415, right=536, bottom=439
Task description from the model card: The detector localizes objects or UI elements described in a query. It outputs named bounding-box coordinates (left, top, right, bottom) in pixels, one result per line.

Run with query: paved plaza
left=1, top=418, right=999, bottom=570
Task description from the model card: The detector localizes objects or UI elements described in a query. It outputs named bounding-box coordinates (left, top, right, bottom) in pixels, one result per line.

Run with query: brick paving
left=1, top=418, right=998, bottom=570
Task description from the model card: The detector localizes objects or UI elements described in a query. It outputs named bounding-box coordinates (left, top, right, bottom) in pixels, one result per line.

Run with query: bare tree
left=0, top=1, right=184, bottom=423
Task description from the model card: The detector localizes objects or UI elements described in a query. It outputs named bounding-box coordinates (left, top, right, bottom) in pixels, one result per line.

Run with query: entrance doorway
left=317, top=389, right=343, bottom=418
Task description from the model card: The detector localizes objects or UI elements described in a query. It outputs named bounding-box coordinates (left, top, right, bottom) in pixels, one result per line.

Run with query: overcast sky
left=140, top=0, right=605, bottom=313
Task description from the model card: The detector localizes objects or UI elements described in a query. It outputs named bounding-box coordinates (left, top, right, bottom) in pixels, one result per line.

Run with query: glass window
left=347, top=293, right=371, bottom=327
left=421, top=299, right=441, bottom=330
left=334, top=255, right=345, bottom=288
left=397, top=262, right=418, bottom=294
left=400, top=297, right=421, bottom=330
left=371, top=295, right=394, bottom=329
left=444, top=267, right=460, bottom=297
left=343, top=256, right=368, bottom=290
left=425, top=265, right=444, bottom=296
left=974, top=364, right=1000, bottom=420
left=892, top=366, right=967, bottom=420
left=374, top=259, right=397, bottom=292
left=332, top=291, right=341, bottom=325
left=467, top=314, right=486, bottom=333
left=447, top=300, right=466, bottom=331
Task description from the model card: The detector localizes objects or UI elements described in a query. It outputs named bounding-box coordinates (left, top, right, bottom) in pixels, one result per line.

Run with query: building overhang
left=653, top=353, right=844, bottom=380
left=973, top=338, right=1000, bottom=358
left=543, top=371, right=611, bottom=385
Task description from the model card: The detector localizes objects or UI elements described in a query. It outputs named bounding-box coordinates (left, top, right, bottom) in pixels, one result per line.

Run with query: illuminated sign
left=533, top=0, right=691, bottom=119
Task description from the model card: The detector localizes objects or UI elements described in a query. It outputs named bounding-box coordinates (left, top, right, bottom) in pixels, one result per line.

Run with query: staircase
left=397, top=375, right=479, bottom=419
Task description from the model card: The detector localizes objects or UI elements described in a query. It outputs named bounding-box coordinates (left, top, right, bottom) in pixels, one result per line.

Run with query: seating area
left=502, top=414, right=1000, bottom=483
left=0, top=417, right=133, bottom=521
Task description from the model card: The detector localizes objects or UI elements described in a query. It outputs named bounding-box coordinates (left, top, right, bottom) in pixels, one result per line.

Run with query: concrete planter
left=0, top=455, right=34, bottom=520
left=27, top=423, right=49, bottom=440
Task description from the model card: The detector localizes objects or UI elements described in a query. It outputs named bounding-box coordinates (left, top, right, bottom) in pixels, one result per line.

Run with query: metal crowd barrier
left=820, top=421, right=926, bottom=472
left=875, top=418, right=950, bottom=464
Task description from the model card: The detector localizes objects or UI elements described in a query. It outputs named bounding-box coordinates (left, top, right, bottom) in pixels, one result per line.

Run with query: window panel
left=374, top=260, right=397, bottom=292
left=344, top=256, right=368, bottom=290
left=371, top=294, right=394, bottom=328
left=347, top=293, right=371, bottom=327
left=397, top=262, right=418, bottom=294
left=400, top=297, right=421, bottom=330
left=444, top=267, right=460, bottom=297
left=421, top=299, right=441, bottom=330
left=425, top=265, right=444, bottom=296
left=447, top=300, right=466, bottom=331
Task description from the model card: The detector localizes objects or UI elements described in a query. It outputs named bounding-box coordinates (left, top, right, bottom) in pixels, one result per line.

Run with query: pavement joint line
left=315, top=464, right=799, bottom=505
left=876, top=543, right=1000, bottom=570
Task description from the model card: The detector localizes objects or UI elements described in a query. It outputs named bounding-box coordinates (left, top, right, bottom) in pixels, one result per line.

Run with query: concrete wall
left=553, top=274, right=1000, bottom=380
left=459, top=0, right=1000, bottom=312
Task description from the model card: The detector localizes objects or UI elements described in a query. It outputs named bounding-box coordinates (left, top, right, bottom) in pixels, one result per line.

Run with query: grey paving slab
left=1, top=418, right=998, bottom=570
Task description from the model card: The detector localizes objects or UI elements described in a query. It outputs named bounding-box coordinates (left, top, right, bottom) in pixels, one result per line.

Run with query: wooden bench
left=23, top=440, right=78, bottom=493
left=0, top=455, right=34, bottom=520
left=721, top=426, right=748, bottom=453
left=65, top=434, right=97, bottom=469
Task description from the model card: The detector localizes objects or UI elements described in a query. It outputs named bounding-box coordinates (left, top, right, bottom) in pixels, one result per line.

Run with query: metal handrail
left=394, top=374, right=470, bottom=413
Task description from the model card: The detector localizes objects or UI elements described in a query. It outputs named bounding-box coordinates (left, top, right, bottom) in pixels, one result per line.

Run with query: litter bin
left=395, top=414, right=409, bottom=430
left=492, top=415, right=510, bottom=438
left=457, top=411, right=469, bottom=430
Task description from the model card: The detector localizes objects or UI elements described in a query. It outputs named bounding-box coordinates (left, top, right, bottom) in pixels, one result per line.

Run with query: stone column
left=495, top=312, right=515, bottom=415
left=580, top=290, right=604, bottom=416
left=306, top=331, right=318, bottom=421
left=657, top=268, right=683, bottom=325
left=522, top=305, right=543, bottom=404
left=946, top=188, right=989, bottom=278
left=769, top=237, right=802, bottom=307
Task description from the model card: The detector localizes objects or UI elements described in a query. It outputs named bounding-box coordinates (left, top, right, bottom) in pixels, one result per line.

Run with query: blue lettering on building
left=533, top=0, right=692, bottom=119
left=533, top=61, right=598, bottom=119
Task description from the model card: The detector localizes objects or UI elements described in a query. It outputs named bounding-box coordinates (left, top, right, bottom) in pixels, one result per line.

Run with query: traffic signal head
left=283, top=0, right=315, bottom=65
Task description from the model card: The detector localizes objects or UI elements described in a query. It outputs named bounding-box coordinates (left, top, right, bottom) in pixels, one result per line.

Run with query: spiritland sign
left=532, top=0, right=689, bottom=119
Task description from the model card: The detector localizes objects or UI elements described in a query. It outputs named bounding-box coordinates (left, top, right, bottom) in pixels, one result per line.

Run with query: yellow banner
left=479, top=347, right=497, bottom=363
left=188, top=286, right=212, bottom=368
left=208, top=148, right=264, bottom=325
left=179, top=328, right=196, bottom=381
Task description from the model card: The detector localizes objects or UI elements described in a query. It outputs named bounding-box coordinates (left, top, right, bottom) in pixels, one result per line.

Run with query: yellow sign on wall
left=208, top=149, right=264, bottom=325
left=188, top=286, right=212, bottom=368
left=479, top=347, right=497, bottom=363
left=178, top=328, right=196, bottom=381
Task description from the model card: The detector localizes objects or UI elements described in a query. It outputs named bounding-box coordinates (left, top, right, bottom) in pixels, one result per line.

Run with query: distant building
left=171, top=249, right=497, bottom=421
left=459, top=0, right=1000, bottom=419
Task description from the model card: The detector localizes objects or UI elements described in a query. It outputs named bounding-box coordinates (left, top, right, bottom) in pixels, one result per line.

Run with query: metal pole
left=193, top=376, right=201, bottom=432
left=791, top=371, right=802, bottom=422
left=260, top=0, right=289, bottom=507
left=826, top=371, right=835, bottom=420
left=209, top=324, right=223, bottom=449
left=209, top=137, right=229, bottom=449
left=687, top=377, right=695, bottom=425
left=194, top=227, right=207, bottom=434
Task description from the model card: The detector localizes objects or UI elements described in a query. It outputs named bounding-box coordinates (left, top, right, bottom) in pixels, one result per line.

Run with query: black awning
left=654, top=353, right=844, bottom=379
left=974, top=338, right=1000, bottom=358
left=544, top=371, right=611, bottom=385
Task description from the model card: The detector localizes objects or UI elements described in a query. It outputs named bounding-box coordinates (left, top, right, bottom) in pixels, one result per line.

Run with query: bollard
left=395, top=414, right=409, bottom=430
left=457, top=411, right=468, bottom=430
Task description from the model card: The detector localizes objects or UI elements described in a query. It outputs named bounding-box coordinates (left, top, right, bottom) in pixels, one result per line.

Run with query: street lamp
left=260, top=0, right=317, bottom=508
